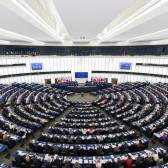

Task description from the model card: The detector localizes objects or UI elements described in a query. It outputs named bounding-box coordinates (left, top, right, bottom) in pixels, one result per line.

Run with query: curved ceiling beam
left=129, top=28, right=168, bottom=42
left=0, top=0, right=72, bottom=45
left=90, top=0, right=168, bottom=44
left=0, top=27, right=44, bottom=45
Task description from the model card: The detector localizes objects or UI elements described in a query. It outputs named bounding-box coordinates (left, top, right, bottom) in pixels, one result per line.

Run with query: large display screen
left=31, top=63, right=42, bottom=70
left=120, top=62, right=131, bottom=70
left=75, top=72, right=88, bottom=78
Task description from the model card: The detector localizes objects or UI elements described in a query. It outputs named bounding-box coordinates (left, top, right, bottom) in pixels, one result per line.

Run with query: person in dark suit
left=136, top=153, right=143, bottom=163
left=33, top=155, right=42, bottom=168
left=24, top=154, right=32, bottom=167
left=120, top=142, right=128, bottom=153
left=72, top=161, right=82, bottom=168
left=43, top=160, right=52, bottom=168
left=14, top=151, right=23, bottom=163
left=115, top=158, right=123, bottom=168
left=74, top=129, right=81, bottom=135
left=69, top=128, right=73, bottom=135
left=96, top=145, right=104, bottom=155
left=105, top=135, right=111, bottom=143
left=0, top=133, right=3, bottom=141
left=144, top=154, right=154, bottom=167
left=44, top=142, right=51, bottom=153
left=90, top=137, right=96, bottom=143
left=94, top=128, right=101, bottom=135
left=60, top=136, right=66, bottom=143
left=72, top=145, right=79, bottom=155
left=53, top=145, right=60, bottom=154
left=61, top=146, right=69, bottom=155
left=106, top=145, right=113, bottom=154
left=114, top=144, right=121, bottom=154
left=64, top=158, right=72, bottom=168
left=114, top=124, right=120, bottom=133
left=105, top=161, right=114, bottom=168
left=55, top=127, right=61, bottom=134
left=75, top=136, right=81, bottom=144
left=61, top=129, right=67, bottom=135
left=77, top=147, right=84, bottom=156
left=53, top=156, right=61, bottom=168
left=67, top=136, right=73, bottom=144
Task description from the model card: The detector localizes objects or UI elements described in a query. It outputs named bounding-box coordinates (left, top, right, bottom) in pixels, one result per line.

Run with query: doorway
left=111, top=78, right=118, bottom=84
left=45, top=79, right=51, bottom=85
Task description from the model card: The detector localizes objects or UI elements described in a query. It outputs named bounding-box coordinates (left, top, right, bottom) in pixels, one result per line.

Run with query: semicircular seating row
left=0, top=82, right=168, bottom=168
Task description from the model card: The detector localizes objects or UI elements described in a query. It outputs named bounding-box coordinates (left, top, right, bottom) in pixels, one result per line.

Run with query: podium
left=81, top=92, right=84, bottom=97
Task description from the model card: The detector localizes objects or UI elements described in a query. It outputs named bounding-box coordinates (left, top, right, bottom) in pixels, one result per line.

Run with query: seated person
left=106, top=145, right=113, bottom=154
left=3, top=132, right=9, bottom=142
left=33, top=155, right=43, bottom=168
left=44, top=142, right=51, bottom=153
left=96, top=145, right=104, bottom=155
left=43, top=154, right=52, bottom=167
left=161, top=132, right=168, bottom=145
left=144, top=153, right=154, bottom=167
left=71, top=145, right=79, bottom=155
left=120, top=142, right=128, bottom=153
left=97, top=135, right=104, bottom=143
left=82, top=128, right=87, bottom=135
left=115, top=158, right=123, bottom=168
left=88, top=129, right=95, bottom=135
left=152, top=151, right=160, bottom=164
left=72, top=161, right=82, bottom=168
left=95, top=157, right=102, bottom=168
left=137, top=140, right=143, bottom=150
left=124, top=155, right=133, bottom=168
left=64, top=157, right=72, bottom=168
left=136, top=153, right=143, bottom=164
left=24, top=153, right=32, bottom=167
left=105, top=161, right=114, bottom=168
left=114, top=144, right=121, bottom=154
left=53, top=155, right=61, bottom=168
left=75, top=136, right=81, bottom=144
left=14, top=151, right=23, bottom=163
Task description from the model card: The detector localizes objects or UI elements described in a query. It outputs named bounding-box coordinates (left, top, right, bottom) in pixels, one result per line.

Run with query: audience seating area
left=0, top=82, right=168, bottom=168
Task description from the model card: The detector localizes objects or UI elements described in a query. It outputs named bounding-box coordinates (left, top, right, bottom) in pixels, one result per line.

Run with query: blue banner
left=75, top=72, right=88, bottom=78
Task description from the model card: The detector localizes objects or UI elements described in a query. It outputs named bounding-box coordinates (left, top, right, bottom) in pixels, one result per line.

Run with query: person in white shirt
left=53, top=154, right=58, bottom=160
left=98, top=135, right=103, bottom=143
left=44, top=154, right=52, bottom=162
left=95, top=158, right=102, bottom=168
left=82, top=128, right=87, bottom=135
left=152, top=151, right=159, bottom=162
left=9, top=124, right=14, bottom=130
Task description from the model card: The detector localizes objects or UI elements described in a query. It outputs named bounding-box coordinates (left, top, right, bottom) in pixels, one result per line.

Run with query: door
left=111, top=78, right=118, bottom=84
left=45, top=79, right=51, bottom=85
left=55, top=78, right=58, bottom=83
left=105, top=78, right=108, bottom=83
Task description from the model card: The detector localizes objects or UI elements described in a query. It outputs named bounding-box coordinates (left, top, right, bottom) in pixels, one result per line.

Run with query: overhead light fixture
left=151, top=39, right=168, bottom=44
left=129, top=28, right=168, bottom=42
left=0, top=40, right=11, bottom=44
left=0, top=28, right=44, bottom=44
left=11, top=0, right=64, bottom=42
left=117, top=41, right=129, bottom=46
